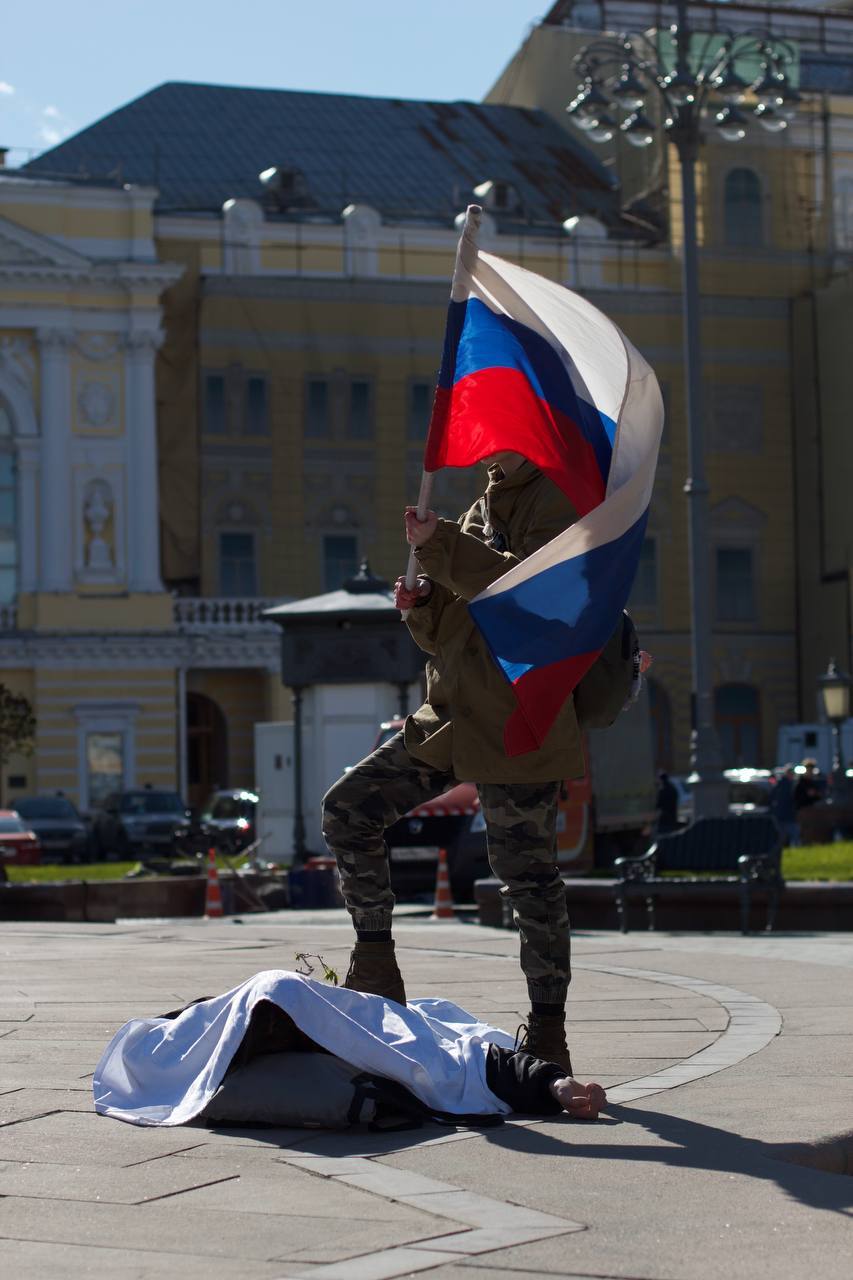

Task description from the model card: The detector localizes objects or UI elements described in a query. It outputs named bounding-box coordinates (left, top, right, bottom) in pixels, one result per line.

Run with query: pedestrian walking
left=655, top=771, right=679, bottom=835
left=794, top=758, right=822, bottom=813
left=770, top=765, right=800, bottom=846
left=323, top=452, right=583, bottom=1071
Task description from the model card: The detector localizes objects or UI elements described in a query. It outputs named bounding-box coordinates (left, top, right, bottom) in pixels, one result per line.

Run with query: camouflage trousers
left=322, top=731, right=570, bottom=1006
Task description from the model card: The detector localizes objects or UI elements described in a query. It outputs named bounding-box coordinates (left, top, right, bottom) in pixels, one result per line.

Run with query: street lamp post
left=565, top=1, right=798, bottom=818
left=817, top=660, right=852, bottom=825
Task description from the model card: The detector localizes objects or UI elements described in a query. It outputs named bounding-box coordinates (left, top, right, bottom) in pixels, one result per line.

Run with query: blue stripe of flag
left=469, top=512, right=648, bottom=682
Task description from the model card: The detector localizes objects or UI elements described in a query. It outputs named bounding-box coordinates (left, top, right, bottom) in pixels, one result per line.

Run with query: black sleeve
left=485, top=1044, right=567, bottom=1115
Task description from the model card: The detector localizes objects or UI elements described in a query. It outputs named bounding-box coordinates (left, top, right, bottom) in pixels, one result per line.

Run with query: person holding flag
left=322, top=206, right=663, bottom=1076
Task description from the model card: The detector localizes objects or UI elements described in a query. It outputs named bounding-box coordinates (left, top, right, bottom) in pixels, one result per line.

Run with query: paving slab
left=0, top=917, right=851, bottom=1279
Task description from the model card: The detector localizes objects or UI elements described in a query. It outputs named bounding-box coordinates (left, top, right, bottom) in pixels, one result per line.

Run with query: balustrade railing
left=173, top=597, right=280, bottom=630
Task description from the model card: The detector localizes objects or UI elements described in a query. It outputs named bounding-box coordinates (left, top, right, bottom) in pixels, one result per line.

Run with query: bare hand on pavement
left=550, top=1077, right=607, bottom=1119
left=405, top=507, right=439, bottom=547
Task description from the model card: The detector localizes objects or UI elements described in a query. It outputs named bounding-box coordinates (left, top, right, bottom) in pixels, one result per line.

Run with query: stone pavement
left=2, top=912, right=852, bottom=1279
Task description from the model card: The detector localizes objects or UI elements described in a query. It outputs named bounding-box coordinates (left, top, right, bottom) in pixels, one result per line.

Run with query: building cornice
left=0, top=629, right=280, bottom=673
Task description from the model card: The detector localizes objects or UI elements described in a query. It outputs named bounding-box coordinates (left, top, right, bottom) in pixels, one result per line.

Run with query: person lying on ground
left=93, top=970, right=607, bottom=1130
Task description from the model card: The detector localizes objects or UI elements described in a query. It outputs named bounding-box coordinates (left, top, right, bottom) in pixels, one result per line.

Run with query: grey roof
left=265, top=588, right=396, bottom=621
left=22, top=81, right=618, bottom=229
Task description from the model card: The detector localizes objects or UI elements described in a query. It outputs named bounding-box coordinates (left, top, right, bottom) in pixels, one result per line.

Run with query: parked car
left=14, top=794, right=89, bottom=864
left=0, top=810, right=41, bottom=874
left=667, top=769, right=773, bottom=827
left=200, top=788, right=259, bottom=854
left=90, top=787, right=190, bottom=859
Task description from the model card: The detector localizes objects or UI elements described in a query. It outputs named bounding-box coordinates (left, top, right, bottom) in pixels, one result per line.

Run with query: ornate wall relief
left=73, top=460, right=126, bottom=588
left=73, top=368, right=121, bottom=434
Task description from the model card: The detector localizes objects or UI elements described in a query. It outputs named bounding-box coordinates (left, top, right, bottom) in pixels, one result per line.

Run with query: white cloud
left=0, top=82, right=14, bottom=96
left=38, top=104, right=73, bottom=147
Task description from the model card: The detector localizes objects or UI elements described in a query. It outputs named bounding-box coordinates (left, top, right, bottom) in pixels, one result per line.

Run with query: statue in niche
left=84, top=480, right=115, bottom=573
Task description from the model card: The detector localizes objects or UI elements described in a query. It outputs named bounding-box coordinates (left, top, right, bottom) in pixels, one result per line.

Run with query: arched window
left=715, top=683, right=761, bottom=766
left=724, top=168, right=763, bottom=248
left=0, top=403, right=17, bottom=603
left=647, top=678, right=673, bottom=772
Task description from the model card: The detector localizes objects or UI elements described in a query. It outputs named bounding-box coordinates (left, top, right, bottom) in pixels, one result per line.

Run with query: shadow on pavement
left=480, top=1105, right=853, bottom=1217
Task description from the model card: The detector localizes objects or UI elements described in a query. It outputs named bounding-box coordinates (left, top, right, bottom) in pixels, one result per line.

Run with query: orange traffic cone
left=431, top=847, right=456, bottom=921
left=204, top=848, right=224, bottom=919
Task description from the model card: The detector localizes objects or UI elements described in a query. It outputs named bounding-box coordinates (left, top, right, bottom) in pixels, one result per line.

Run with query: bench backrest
left=654, top=815, right=780, bottom=872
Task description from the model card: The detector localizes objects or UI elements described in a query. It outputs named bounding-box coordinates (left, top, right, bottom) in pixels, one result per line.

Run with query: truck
left=775, top=720, right=853, bottom=776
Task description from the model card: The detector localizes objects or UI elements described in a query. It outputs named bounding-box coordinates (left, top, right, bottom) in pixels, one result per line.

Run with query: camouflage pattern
left=322, top=731, right=454, bottom=932
left=478, top=780, right=570, bottom=1005
left=323, top=733, right=570, bottom=1006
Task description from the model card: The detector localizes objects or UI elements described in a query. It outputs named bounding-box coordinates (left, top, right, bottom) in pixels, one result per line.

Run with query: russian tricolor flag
left=423, top=206, right=664, bottom=757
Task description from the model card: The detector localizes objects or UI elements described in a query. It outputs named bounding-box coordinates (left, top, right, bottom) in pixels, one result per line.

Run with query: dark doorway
left=187, top=692, right=228, bottom=810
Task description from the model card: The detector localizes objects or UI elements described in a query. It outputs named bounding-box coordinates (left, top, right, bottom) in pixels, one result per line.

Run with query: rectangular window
left=348, top=379, right=373, bottom=439
left=408, top=380, right=433, bottom=440
left=305, top=378, right=330, bottom=438
left=86, top=731, right=124, bottom=811
left=323, top=534, right=358, bottom=591
left=219, top=531, right=257, bottom=597
left=245, top=376, right=269, bottom=435
left=631, top=538, right=657, bottom=609
left=716, top=547, right=754, bottom=621
left=204, top=374, right=227, bottom=434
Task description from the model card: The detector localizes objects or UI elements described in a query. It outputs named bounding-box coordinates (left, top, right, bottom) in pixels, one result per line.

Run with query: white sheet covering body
left=93, top=969, right=516, bottom=1126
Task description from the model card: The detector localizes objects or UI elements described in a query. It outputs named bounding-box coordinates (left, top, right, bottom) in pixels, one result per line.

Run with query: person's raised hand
left=394, top=576, right=431, bottom=612
left=404, top=507, right=439, bottom=547
left=550, top=1076, right=607, bottom=1119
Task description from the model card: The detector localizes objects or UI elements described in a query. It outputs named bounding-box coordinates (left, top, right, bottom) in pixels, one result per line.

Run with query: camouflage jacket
left=405, top=461, right=585, bottom=784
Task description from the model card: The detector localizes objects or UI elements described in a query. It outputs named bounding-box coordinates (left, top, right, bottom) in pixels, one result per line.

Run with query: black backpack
left=573, top=611, right=641, bottom=730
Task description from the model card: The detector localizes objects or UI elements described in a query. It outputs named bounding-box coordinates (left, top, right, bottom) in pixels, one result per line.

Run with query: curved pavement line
left=572, top=960, right=782, bottom=1104
left=275, top=961, right=782, bottom=1280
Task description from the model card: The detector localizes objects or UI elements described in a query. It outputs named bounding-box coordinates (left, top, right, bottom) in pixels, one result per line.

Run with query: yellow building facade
left=6, top=12, right=853, bottom=811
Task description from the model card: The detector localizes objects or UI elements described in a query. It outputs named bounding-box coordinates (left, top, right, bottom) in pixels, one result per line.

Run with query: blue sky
left=1, top=1, right=547, bottom=167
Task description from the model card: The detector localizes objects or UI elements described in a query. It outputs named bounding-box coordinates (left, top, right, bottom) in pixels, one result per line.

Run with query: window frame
left=723, top=166, right=764, bottom=250
left=714, top=544, right=756, bottom=623
left=217, top=529, right=258, bottom=598
left=322, top=533, right=359, bottom=592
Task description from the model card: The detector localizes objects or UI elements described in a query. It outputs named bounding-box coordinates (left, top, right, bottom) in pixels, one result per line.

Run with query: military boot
left=518, top=1012, right=573, bottom=1075
left=343, top=940, right=407, bottom=1006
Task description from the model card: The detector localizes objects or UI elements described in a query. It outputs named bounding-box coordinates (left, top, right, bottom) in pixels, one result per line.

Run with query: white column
left=37, top=328, right=73, bottom=591
left=124, top=330, right=164, bottom=591
left=17, top=438, right=40, bottom=593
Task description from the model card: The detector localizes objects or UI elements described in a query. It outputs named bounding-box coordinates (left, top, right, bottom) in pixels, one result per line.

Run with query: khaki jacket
left=404, top=461, right=585, bottom=784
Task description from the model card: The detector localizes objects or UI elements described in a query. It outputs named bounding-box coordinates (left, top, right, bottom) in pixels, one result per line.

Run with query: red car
left=0, top=810, right=42, bottom=868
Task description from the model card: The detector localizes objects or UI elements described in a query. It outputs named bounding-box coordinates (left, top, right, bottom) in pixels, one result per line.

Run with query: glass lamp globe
left=753, top=67, right=784, bottom=109
left=566, top=91, right=595, bottom=129
left=712, top=66, right=749, bottom=105
left=621, top=112, right=655, bottom=147
left=587, top=114, right=616, bottom=143
left=612, top=67, right=646, bottom=111
left=777, top=81, right=801, bottom=121
left=818, top=660, right=852, bottom=723
left=663, top=70, right=697, bottom=107
left=754, top=103, right=787, bottom=133
left=715, top=106, right=748, bottom=142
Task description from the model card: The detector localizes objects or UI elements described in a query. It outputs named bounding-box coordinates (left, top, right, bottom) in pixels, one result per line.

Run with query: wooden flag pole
left=403, top=469, right=434, bottom=591
left=400, top=203, right=481, bottom=619
left=400, top=469, right=434, bottom=620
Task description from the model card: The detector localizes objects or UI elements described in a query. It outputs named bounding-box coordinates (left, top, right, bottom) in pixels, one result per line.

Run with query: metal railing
left=173, top=597, right=281, bottom=631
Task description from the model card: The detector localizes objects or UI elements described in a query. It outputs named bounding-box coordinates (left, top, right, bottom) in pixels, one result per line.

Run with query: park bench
left=613, top=814, right=784, bottom=935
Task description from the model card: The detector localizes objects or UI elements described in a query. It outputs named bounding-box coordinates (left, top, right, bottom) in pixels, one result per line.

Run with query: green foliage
left=0, top=684, right=36, bottom=766
left=782, top=843, right=853, bottom=881
left=294, top=952, right=340, bottom=985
